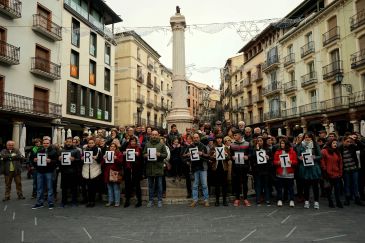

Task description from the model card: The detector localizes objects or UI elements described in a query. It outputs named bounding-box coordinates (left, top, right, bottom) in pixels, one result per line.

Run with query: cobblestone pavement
left=0, top=175, right=364, bottom=243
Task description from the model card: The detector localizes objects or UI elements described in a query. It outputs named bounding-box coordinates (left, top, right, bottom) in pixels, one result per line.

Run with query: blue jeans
left=276, top=177, right=294, bottom=201
left=36, top=172, right=54, bottom=205
left=343, top=171, right=360, bottom=198
left=107, top=183, right=120, bottom=204
left=32, top=170, right=37, bottom=195
left=148, top=176, right=162, bottom=202
left=192, top=170, right=209, bottom=202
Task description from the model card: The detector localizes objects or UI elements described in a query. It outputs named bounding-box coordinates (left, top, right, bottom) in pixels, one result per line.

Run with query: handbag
left=109, top=169, right=122, bottom=183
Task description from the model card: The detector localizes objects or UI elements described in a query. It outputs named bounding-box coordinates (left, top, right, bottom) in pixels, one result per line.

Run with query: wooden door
left=33, top=87, right=49, bottom=114
left=35, top=45, right=50, bottom=72
left=0, top=27, right=6, bottom=57
left=37, top=4, right=51, bottom=31
left=0, top=76, right=4, bottom=107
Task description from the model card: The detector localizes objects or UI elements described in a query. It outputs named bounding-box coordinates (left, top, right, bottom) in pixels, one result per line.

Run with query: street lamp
left=335, top=73, right=352, bottom=94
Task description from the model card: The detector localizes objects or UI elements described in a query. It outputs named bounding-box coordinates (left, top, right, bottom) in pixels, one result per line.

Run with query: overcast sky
left=106, top=0, right=304, bottom=89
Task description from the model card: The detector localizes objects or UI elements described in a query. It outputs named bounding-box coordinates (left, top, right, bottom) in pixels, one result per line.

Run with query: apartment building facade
left=0, top=0, right=62, bottom=147
left=62, top=0, right=121, bottom=133
left=114, top=31, right=173, bottom=128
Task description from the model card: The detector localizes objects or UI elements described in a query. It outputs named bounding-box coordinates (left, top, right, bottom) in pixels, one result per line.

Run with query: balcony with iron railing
left=282, top=107, right=299, bottom=119
left=350, top=9, right=365, bottom=31
left=136, top=70, right=144, bottom=83
left=283, top=80, right=297, bottom=94
left=153, top=84, right=160, bottom=93
left=301, top=71, right=317, bottom=88
left=32, top=14, right=62, bottom=41
left=351, top=49, right=365, bottom=69
left=0, top=0, right=22, bottom=18
left=350, top=90, right=365, bottom=107
left=251, top=71, right=263, bottom=82
left=0, top=91, right=61, bottom=118
left=154, top=102, right=160, bottom=111
left=264, top=110, right=282, bottom=121
left=321, top=96, right=349, bottom=111
left=301, top=41, right=315, bottom=58
left=243, top=77, right=252, bottom=87
left=232, top=85, right=244, bottom=96
left=244, top=97, right=253, bottom=107
left=252, top=93, right=264, bottom=103
left=224, top=87, right=231, bottom=96
left=263, top=81, right=281, bottom=96
left=161, top=103, right=169, bottom=111
left=322, top=60, right=343, bottom=80
left=0, top=40, right=20, bottom=65
left=64, top=0, right=114, bottom=39
left=146, top=99, right=154, bottom=108
left=253, top=115, right=264, bottom=124
left=232, top=104, right=239, bottom=113
left=262, top=55, right=280, bottom=72
left=323, top=26, right=340, bottom=46
left=136, top=94, right=145, bottom=104
left=283, top=53, right=295, bottom=67
left=299, top=102, right=321, bottom=116
left=147, top=79, right=153, bottom=89
left=30, top=57, right=61, bottom=80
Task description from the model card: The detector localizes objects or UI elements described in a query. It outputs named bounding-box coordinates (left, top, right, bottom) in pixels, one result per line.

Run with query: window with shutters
left=68, top=82, right=77, bottom=114
left=104, top=68, right=110, bottom=91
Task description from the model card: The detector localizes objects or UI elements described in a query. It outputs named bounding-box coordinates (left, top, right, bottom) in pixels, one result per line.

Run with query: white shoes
left=304, top=201, right=310, bottom=209
left=314, top=201, right=319, bottom=210
left=289, top=200, right=295, bottom=207
left=277, top=200, right=283, bottom=207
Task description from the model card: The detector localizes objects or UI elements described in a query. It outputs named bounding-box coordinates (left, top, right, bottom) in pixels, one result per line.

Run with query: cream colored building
left=114, top=31, right=173, bottom=128
left=187, top=80, right=219, bottom=124
left=0, top=0, right=62, bottom=146
left=221, top=54, right=244, bottom=124
left=278, top=0, right=365, bottom=136
left=61, top=0, right=121, bottom=133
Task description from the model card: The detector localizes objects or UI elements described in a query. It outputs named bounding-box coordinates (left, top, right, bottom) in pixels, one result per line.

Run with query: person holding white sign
left=273, top=140, right=298, bottom=207
left=189, top=133, right=210, bottom=208
left=102, top=143, right=123, bottom=207
left=123, top=137, right=143, bottom=208
left=297, top=133, right=322, bottom=210
left=32, top=138, right=59, bottom=210
left=250, top=137, right=272, bottom=206
left=142, top=131, right=167, bottom=208
left=209, top=134, right=229, bottom=206
left=81, top=138, right=102, bottom=208
left=230, top=129, right=251, bottom=207
left=59, top=137, right=81, bottom=208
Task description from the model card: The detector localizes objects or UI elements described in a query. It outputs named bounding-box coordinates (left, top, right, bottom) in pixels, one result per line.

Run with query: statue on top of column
left=176, top=6, right=180, bottom=14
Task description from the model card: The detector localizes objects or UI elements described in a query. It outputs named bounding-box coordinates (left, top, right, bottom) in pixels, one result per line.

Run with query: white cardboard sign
left=280, top=154, right=291, bottom=168
left=147, top=148, right=157, bottom=161
left=302, top=152, right=314, bottom=166
left=84, top=151, right=93, bottom=164
left=126, top=149, right=135, bottom=162
left=105, top=151, right=115, bottom=164
left=235, top=152, right=245, bottom=165
left=256, top=150, right=267, bottom=164
left=37, top=153, right=47, bottom=167
left=189, top=147, right=200, bottom=161
left=61, top=152, right=71, bottom=166
left=215, top=147, right=225, bottom=160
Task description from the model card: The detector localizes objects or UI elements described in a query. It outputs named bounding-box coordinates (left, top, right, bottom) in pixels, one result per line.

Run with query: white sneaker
left=304, top=201, right=310, bottom=209
left=314, top=201, right=319, bottom=210
left=277, top=200, right=283, bottom=207
left=289, top=200, right=295, bottom=207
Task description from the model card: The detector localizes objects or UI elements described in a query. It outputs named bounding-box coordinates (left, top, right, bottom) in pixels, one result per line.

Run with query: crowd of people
left=0, top=120, right=364, bottom=211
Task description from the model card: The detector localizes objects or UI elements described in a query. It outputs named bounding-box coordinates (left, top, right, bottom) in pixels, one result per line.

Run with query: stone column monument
left=166, top=6, right=194, bottom=132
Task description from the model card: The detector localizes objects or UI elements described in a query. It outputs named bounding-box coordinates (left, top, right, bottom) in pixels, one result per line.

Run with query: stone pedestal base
left=166, top=108, right=193, bottom=132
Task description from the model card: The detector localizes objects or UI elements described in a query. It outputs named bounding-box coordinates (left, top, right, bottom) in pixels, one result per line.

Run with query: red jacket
left=321, top=148, right=343, bottom=179
left=273, top=148, right=298, bottom=176
left=123, top=144, right=142, bottom=171
left=101, top=150, right=123, bottom=184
